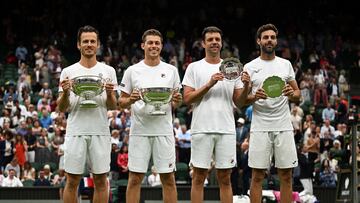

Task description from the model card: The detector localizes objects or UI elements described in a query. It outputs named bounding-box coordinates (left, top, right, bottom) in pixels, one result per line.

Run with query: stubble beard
left=81, top=49, right=96, bottom=59
left=261, top=45, right=275, bottom=55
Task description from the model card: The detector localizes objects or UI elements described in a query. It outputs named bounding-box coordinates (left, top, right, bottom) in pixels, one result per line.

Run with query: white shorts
left=190, top=133, right=236, bottom=169
left=64, top=135, right=111, bottom=174
left=248, top=131, right=298, bottom=169
left=128, top=136, right=175, bottom=173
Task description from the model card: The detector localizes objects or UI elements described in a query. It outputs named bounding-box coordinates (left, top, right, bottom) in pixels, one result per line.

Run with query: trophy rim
left=71, top=75, right=104, bottom=96
left=139, top=87, right=174, bottom=91
left=219, top=57, right=243, bottom=81
left=72, top=75, right=103, bottom=83
left=72, top=75, right=103, bottom=79
left=138, top=87, right=174, bottom=104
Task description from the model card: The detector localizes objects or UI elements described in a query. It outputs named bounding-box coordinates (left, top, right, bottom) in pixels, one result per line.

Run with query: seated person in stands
left=42, top=164, right=54, bottom=183
left=4, top=157, right=21, bottom=178
left=2, top=168, right=23, bottom=187
left=34, top=170, right=51, bottom=186
left=53, top=168, right=66, bottom=186
left=22, top=161, right=36, bottom=181
left=147, top=166, right=161, bottom=187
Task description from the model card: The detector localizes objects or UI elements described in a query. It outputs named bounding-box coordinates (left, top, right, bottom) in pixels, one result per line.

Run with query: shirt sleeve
left=234, top=76, right=244, bottom=89
left=119, top=67, right=133, bottom=94
left=181, top=63, right=195, bottom=88
left=173, top=68, right=182, bottom=90
left=286, top=60, right=296, bottom=82
left=110, top=67, right=118, bottom=90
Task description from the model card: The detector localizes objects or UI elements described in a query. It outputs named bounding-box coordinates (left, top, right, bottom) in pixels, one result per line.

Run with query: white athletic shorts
left=128, top=135, right=176, bottom=173
left=248, top=131, right=298, bottom=169
left=190, top=133, right=236, bottom=169
left=64, top=135, right=111, bottom=174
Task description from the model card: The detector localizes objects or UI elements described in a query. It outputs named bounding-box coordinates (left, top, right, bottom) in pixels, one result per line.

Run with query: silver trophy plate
left=138, top=87, right=174, bottom=115
left=219, top=57, right=243, bottom=81
left=72, top=75, right=104, bottom=108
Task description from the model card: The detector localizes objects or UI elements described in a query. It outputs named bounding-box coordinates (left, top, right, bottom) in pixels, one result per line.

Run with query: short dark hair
left=201, top=26, right=223, bottom=41
left=77, top=25, right=99, bottom=43
left=256, top=23, right=278, bottom=40
left=141, top=29, right=163, bottom=43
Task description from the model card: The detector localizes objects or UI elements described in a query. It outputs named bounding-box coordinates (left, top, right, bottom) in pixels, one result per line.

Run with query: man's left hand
left=282, top=84, right=294, bottom=97
left=105, top=83, right=115, bottom=95
left=172, top=92, right=182, bottom=105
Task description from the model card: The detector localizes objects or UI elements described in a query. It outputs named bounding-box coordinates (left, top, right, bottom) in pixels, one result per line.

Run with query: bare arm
left=183, top=72, right=223, bottom=105
left=282, top=80, right=301, bottom=102
left=233, top=71, right=250, bottom=108
left=57, top=77, right=71, bottom=113
left=118, top=90, right=140, bottom=109
left=105, top=83, right=117, bottom=110
left=57, top=92, right=70, bottom=113
left=243, top=87, right=267, bottom=106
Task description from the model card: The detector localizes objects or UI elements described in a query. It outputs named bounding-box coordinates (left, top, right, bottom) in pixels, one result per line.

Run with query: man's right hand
left=60, top=77, right=71, bottom=95
left=129, top=89, right=141, bottom=104
left=207, top=72, right=224, bottom=88
left=254, top=88, right=267, bottom=100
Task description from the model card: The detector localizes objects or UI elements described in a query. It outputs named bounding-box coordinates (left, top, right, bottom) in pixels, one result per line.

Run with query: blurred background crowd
left=0, top=0, right=360, bottom=201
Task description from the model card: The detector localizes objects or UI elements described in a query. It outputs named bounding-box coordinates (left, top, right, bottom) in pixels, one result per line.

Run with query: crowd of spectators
left=0, top=1, right=360, bottom=202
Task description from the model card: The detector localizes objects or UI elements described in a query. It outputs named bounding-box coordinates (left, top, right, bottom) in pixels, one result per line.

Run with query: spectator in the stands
left=25, top=127, right=37, bottom=163
left=320, top=119, right=335, bottom=139
left=4, top=156, right=21, bottom=178
left=313, top=69, right=328, bottom=107
left=176, top=124, right=191, bottom=164
left=43, top=164, right=54, bottom=182
left=322, top=103, right=336, bottom=123
left=22, top=161, right=36, bottom=181
left=34, top=170, right=51, bottom=186
left=35, top=128, right=51, bottom=164
left=37, top=97, right=51, bottom=112
left=16, top=121, right=29, bottom=137
left=327, top=77, right=339, bottom=106
left=14, top=133, right=27, bottom=169
left=117, top=144, right=129, bottom=180
left=2, top=168, right=23, bottom=187
left=319, top=159, right=336, bottom=188
left=147, top=165, right=161, bottom=187
left=298, top=144, right=314, bottom=195
left=38, top=82, right=53, bottom=98
left=15, top=42, right=28, bottom=63
left=2, top=130, right=14, bottom=169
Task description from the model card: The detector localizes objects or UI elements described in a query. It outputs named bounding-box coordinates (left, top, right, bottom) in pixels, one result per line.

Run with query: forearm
left=243, top=94, right=257, bottom=106
left=57, top=92, right=70, bottom=113
left=233, top=86, right=250, bottom=108
left=119, top=97, right=134, bottom=109
left=288, top=89, right=301, bottom=102
left=183, top=83, right=212, bottom=105
left=106, top=92, right=117, bottom=110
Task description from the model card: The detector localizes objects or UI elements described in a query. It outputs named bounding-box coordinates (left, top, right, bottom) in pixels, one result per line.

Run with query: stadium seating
left=22, top=179, right=35, bottom=187
left=175, top=162, right=190, bottom=184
